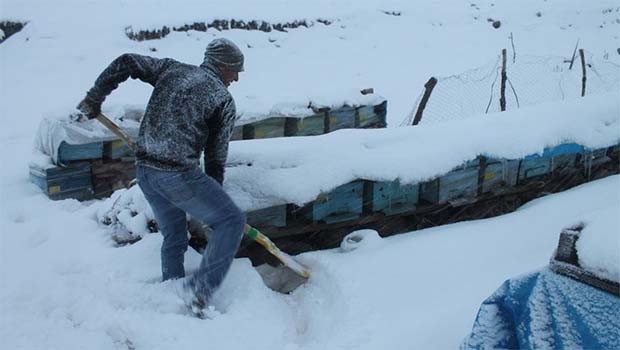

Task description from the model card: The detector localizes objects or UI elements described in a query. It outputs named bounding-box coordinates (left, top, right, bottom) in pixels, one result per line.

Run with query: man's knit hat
left=204, top=38, right=244, bottom=72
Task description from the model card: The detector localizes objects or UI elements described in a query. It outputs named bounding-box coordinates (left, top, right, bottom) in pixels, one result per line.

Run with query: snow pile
left=576, top=208, right=620, bottom=282
left=94, top=92, right=618, bottom=238
left=226, top=92, right=619, bottom=210
left=97, top=186, right=155, bottom=242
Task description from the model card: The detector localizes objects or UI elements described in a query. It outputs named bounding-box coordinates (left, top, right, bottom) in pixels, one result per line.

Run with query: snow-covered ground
left=1, top=0, right=619, bottom=349
left=1, top=172, right=618, bottom=349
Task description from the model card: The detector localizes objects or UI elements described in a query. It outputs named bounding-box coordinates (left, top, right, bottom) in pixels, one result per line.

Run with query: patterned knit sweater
left=85, top=53, right=238, bottom=184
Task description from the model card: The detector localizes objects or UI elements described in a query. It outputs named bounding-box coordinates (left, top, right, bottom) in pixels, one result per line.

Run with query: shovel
left=92, top=112, right=310, bottom=291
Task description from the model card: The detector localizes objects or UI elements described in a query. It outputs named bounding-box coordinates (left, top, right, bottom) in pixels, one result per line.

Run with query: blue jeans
left=136, top=165, right=246, bottom=302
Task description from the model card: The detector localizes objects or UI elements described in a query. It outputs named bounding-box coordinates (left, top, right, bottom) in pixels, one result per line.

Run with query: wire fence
left=402, top=50, right=620, bottom=126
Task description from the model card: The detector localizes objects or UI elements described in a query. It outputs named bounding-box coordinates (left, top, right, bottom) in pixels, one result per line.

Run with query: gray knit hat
left=204, top=38, right=244, bottom=72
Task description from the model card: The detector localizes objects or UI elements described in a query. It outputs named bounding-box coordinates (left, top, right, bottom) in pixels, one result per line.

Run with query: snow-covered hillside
left=1, top=0, right=619, bottom=349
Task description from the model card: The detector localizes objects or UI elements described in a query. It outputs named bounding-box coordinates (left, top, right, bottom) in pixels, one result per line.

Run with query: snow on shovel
left=92, top=112, right=311, bottom=292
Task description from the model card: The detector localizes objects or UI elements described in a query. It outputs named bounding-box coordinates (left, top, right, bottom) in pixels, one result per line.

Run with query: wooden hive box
left=57, top=141, right=103, bottom=165
left=519, top=143, right=585, bottom=181
left=519, top=155, right=551, bottom=181
left=284, top=113, right=326, bottom=136
left=103, top=140, right=134, bottom=160
left=327, top=106, right=356, bottom=132
left=244, top=117, right=286, bottom=139
left=230, top=125, right=244, bottom=141
left=585, top=147, right=612, bottom=167
left=548, top=143, right=584, bottom=172
left=246, top=205, right=287, bottom=228
left=368, top=180, right=419, bottom=216
left=374, top=100, right=388, bottom=127
left=420, top=161, right=480, bottom=204
left=29, top=162, right=94, bottom=200
left=305, top=181, right=364, bottom=224
left=482, top=158, right=519, bottom=194
left=91, top=159, right=136, bottom=198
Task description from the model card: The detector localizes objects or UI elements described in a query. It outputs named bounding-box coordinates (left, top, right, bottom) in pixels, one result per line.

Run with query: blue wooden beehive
left=246, top=205, right=287, bottom=229
left=327, top=106, right=356, bottom=132
left=231, top=125, right=244, bottom=141
left=251, top=117, right=286, bottom=139
left=520, top=143, right=585, bottom=181
left=285, top=113, right=326, bottom=136
left=482, top=159, right=519, bottom=193
left=29, top=162, right=94, bottom=200
left=420, top=161, right=480, bottom=204
left=103, top=140, right=134, bottom=159
left=306, top=181, right=364, bottom=224
left=356, top=105, right=378, bottom=128
left=369, top=180, right=419, bottom=215
left=57, top=141, right=103, bottom=165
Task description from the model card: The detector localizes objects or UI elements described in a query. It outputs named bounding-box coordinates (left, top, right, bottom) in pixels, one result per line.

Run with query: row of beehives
left=244, top=143, right=619, bottom=230
left=29, top=101, right=388, bottom=201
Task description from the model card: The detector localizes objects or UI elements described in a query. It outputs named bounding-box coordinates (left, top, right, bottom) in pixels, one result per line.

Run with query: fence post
left=500, top=49, right=507, bottom=111
left=412, top=77, right=437, bottom=126
left=579, top=49, right=586, bottom=97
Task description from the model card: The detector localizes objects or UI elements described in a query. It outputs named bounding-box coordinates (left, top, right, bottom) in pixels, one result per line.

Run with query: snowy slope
left=1, top=0, right=619, bottom=349
left=1, top=173, right=618, bottom=349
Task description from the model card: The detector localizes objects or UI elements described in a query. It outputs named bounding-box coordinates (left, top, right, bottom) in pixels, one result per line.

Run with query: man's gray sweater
left=84, top=53, right=238, bottom=184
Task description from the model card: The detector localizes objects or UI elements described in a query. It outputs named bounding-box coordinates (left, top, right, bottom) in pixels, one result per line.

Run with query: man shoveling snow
left=76, top=38, right=246, bottom=314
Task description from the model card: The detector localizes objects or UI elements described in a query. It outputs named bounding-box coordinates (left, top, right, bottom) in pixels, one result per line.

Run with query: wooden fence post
left=412, top=77, right=438, bottom=126
left=500, top=49, right=507, bottom=112
left=579, top=49, right=586, bottom=97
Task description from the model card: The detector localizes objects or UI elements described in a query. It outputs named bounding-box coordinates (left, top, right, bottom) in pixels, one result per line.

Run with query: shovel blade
left=255, top=263, right=308, bottom=294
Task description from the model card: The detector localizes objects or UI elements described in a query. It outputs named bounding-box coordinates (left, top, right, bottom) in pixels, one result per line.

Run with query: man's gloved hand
left=76, top=96, right=101, bottom=120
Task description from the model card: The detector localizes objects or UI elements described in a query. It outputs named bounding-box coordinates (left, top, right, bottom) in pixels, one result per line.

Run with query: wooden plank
left=327, top=106, right=356, bottom=132
left=246, top=205, right=287, bottom=228
left=370, top=180, right=419, bottom=215
left=306, top=181, right=364, bottom=224
left=57, top=141, right=103, bottom=164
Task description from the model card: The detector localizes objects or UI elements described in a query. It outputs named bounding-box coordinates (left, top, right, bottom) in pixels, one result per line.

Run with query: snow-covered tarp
left=462, top=268, right=620, bottom=349
left=33, top=106, right=141, bottom=165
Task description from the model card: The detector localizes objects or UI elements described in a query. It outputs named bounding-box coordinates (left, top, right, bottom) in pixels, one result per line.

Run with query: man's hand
left=76, top=96, right=101, bottom=120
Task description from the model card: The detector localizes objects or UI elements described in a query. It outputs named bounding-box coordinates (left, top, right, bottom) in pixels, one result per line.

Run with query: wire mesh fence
left=402, top=50, right=620, bottom=126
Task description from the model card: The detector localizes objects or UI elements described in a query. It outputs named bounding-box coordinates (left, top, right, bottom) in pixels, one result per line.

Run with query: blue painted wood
left=357, top=105, right=380, bottom=128
left=371, top=180, right=419, bottom=215
left=543, top=143, right=584, bottom=158
left=308, top=181, right=364, bottom=224
left=420, top=167, right=479, bottom=204
left=482, top=159, right=519, bottom=193
left=519, top=157, right=551, bottom=180
left=285, top=113, right=326, bottom=136
left=103, top=140, right=133, bottom=159
left=246, top=205, right=287, bottom=228
left=327, top=106, right=356, bottom=132
left=29, top=162, right=94, bottom=200
left=253, top=117, right=286, bottom=139
left=57, top=141, right=103, bottom=164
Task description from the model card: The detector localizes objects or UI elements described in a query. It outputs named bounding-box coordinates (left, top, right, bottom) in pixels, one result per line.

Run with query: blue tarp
left=463, top=268, right=620, bottom=349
